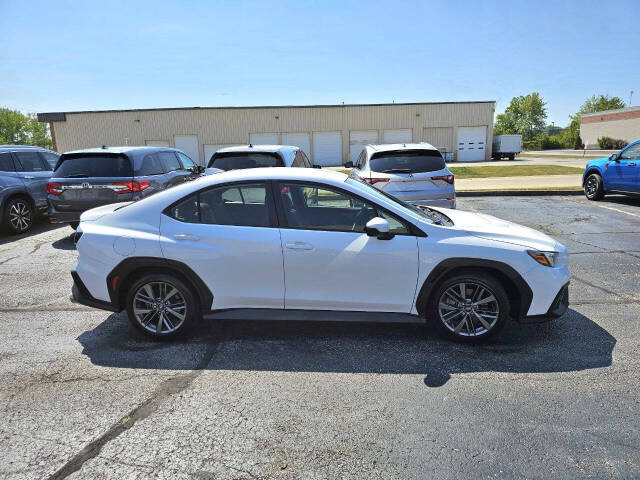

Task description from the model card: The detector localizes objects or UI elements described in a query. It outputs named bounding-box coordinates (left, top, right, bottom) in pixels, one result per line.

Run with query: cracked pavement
left=0, top=195, right=639, bottom=479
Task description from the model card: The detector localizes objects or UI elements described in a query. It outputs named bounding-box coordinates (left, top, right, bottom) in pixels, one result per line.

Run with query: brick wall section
left=582, top=109, right=640, bottom=124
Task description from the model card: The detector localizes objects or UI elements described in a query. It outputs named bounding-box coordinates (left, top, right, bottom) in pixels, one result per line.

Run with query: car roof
left=201, top=166, right=344, bottom=184
left=61, top=146, right=182, bottom=158
left=214, top=145, right=299, bottom=154
left=0, top=145, right=52, bottom=152
left=367, top=142, right=439, bottom=153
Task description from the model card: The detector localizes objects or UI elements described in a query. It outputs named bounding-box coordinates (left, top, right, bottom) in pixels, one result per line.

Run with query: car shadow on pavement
left=0, top=220, right=66, bottom=245
left=78, top=308, right=615, bottom=387
left=51, top=232, right=76, bottom=250
left=600, top=195, right=640, bottom=208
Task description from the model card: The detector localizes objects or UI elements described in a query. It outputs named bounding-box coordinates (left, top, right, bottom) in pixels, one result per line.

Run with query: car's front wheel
left=429, top=273, right=510, bottom=342
left=126, top=273, right=198, bottom=339
left=584, top=173, right=604, bottom=200
left=3, top=197, right=34, bottom=234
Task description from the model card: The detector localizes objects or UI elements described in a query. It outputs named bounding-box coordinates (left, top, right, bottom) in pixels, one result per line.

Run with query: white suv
left=71, top=168, right=570, bottom=342
left=346, top=143, right=456, bottom=209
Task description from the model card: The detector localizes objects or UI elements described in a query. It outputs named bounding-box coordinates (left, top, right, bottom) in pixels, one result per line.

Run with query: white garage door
left=249, top=133, right=279, bottom=145
left=312, top=132, right=342, bottom=166
left=204, top=144, right=237, bottom=166
left=145, top=140, right=170, bottom=147
left=383, top=129, right=412, bottom=144
left=349, top=130, right=378, bottom=162
left=174, top=135, right=200, bottom=165
left=282, top=133, right=311, bottom=159
left=457, top=126, right=487, bottom=162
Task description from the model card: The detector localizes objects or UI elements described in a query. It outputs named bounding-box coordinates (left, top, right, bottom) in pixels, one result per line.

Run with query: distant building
left=580, top=106, right=640, bottom=149
left=38, top=101, right=496, bottom=166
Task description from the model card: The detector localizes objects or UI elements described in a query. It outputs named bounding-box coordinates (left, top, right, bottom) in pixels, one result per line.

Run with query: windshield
left=370, top=150, right=445, bottom=173
left=346, top=177, right=443, bottom=224
left=55, top=154, right=133, bottom=178
left=209, top=152, right=284, bottom=170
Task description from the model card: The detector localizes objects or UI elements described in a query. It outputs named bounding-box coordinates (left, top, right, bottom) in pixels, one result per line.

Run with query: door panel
left=12, top=151, right=51, bottom=208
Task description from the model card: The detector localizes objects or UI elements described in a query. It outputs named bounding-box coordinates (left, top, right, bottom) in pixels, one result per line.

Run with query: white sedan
left=71, top=168, right=570, bottom=342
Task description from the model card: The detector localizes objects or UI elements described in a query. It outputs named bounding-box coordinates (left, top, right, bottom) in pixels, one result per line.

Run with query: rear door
left=49, top=153, right=134, bottom=214
left=12, top=150, right=52, bottom=208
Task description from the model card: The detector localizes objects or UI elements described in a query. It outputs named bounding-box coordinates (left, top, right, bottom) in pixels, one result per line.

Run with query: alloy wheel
left=9, top=201, right=32, bottom=232
left=585, top=175, right=599, bottom=197
left=132, top=281, right=187, bottom=334
left=438, top=281, right=500, bottom=337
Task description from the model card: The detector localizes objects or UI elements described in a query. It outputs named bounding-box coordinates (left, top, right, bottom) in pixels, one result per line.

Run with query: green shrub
left=597, top=136, right=613, bottom=149
left=597, top=137, right=628, bottom=150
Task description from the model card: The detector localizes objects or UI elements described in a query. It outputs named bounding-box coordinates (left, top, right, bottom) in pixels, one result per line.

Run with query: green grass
left=517, top=152, right=604, bottom=159
left=457, top=186, right=583, bottom=192
left=336, top=165, right=584, bottom=178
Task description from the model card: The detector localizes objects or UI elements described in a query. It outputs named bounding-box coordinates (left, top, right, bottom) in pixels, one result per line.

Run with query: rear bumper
left=49, top=209, right=82, bottom=223
left=70, top=270, right=118, bottom=312
left=519, top=282, right=569, bottom=324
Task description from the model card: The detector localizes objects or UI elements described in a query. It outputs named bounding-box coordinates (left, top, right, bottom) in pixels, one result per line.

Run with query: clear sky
left=1, top=0, right=638, bottom=126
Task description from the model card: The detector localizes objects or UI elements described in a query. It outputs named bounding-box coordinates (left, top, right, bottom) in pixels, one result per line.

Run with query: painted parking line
left=567, top=198, right=640, bottom=219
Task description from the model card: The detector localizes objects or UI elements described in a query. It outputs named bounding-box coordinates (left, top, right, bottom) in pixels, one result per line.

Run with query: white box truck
left=492, top=134, right=522, bottom=160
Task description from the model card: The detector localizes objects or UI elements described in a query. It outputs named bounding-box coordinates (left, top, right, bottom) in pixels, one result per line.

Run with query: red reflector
left=46, top=182, right=63, bottom=195
left=365, top=177, right=390, bottom=185
left=113, top=181, right=150, bottom=194
left=111, top=275, right=119, bottom=291
left=431, top=175, right=455, bottom=184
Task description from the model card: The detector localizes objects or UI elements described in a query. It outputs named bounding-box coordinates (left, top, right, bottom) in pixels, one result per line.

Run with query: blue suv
left=583, top=140, right=640, bottom=200
left=0, top=145, right=60, bottom=234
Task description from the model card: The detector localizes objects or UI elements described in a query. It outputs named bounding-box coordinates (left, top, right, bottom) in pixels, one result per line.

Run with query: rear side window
left=157, top=152, right=182, bottom=172
left=167, top=183, right=271, bottom=227
left=55, top=155, right=133, bottom=178
left=209, top=152, right=284, bottom=170
left=0, top=152, right=15, bottom=171
left=40, top=151, right=60, bottom=170
left=14, top=151, right=48, bottom=172
left=137, top=154, right=165, bottom=176
left=370, top=150, right=445, bottom=173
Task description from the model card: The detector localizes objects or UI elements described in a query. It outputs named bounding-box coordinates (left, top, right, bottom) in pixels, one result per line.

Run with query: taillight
left=364, top=177, right=390, bottom=185
left=112, top=181, right=150, bottom=194
left=431, top=175, right=455, bottom=184
left=46, top=182, right=63, bottom=195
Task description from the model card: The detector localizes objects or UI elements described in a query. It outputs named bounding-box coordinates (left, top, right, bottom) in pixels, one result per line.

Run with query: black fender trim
left=107, top=257, right=213, bottom=313
left=415, top=258, right=533, bottom=319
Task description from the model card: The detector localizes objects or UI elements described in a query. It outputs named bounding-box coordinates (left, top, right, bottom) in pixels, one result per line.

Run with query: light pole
left=630, top=90, right=634, bottom=106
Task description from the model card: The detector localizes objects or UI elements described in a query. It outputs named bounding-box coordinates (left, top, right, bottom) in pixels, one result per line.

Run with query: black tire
left=428, top=272, right=510, bottom=343
left=3, top=197, right=34, bottom=235
left=125, top=273, right=199, bottom=339
left=69, top=222, right=80, bottom=230
left=509, top=153, right=515, bottom=161
left=584, top=173, right=604, bottom=200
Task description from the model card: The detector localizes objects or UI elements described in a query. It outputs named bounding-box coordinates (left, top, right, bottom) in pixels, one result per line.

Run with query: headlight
left=527, top=250, right=559, bottom=267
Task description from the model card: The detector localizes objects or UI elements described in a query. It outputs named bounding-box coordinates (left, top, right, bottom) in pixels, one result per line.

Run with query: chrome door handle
left=24, top=175, right=35, bottom=179
left=629, top=163, right=636, bottom=167
left=174, top=233, right=200, bottom=241
left=285, top=241, right=313, bottom=250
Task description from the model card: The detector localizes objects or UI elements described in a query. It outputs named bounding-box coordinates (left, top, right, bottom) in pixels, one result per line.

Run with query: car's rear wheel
left=429, top=273, right=509, bottom=342
left=4, top=198, right=34, bottom=234
left=584, top=173, right=604, bottom=200
left=126, top=273, right=198, bottom=339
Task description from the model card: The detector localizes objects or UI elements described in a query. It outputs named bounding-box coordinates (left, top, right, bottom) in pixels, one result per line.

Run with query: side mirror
left=344, top=161, right=354, bottom=168
left=312, top=164, right=322, bottom=169
left=365, top=217, right=394, bottom=240
left=610, top=154, right=619, bottom=163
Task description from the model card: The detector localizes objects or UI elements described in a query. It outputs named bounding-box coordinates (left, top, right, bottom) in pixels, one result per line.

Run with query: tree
left=493, top=92, right=547, bottom=141
left=563, top=94, right=626, bottom=149
left=0, top=108, right=53, bottom=149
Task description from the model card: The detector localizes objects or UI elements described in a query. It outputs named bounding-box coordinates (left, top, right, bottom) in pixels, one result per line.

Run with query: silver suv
left=47, top=146, right=202, bottom=229
left=0, top=145, right=60, bottom=234
left=346, top=143, right=455, bottom=209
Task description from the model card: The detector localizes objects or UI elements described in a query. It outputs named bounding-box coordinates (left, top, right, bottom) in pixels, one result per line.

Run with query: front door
left=275, top=181, right=419, bottom=312
left=617, top=143, right=640, bottom=192
left=160, top=181, right=284, bottom=310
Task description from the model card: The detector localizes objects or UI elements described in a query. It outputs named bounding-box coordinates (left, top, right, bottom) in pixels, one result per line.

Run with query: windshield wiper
left=382, top=168, right=412, bottom=174
left=64, top=174, right=89, bottom=178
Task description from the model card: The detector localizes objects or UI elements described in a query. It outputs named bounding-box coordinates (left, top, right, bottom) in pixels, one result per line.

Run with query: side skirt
left=203, top=308, right=425, bottom=324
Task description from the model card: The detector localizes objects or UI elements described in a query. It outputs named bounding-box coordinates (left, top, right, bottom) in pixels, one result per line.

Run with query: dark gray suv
left=47, top=146, right=201, bottom=228
left=0, top=145, right=60, bottom=234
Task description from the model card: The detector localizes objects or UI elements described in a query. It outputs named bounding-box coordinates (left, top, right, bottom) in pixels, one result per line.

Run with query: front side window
left=14, top=151, right=47, bottom=172
left=209, top=152, right=284, bottom=170
left=291, top=151, right=304, bottom=167
left=620, top=143, right=640, bottom=160
left=278, top=182, right=408, bottom=234
left=157, top=152, right=182, bottom=172
left=39, top=151, right=60, bottom=170
left=0, top=152, right=15, bottom=172
left=167, top=183, right=271, bottom=227
left=177, top=152, right=196, bottom=169
left=369, top=150, right=445, bottom=173
left=300, top=151, right=313, bottom=168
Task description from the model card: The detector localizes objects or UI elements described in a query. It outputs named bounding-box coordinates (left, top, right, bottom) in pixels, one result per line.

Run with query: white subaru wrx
left=71, top=168, right=570, bottom=342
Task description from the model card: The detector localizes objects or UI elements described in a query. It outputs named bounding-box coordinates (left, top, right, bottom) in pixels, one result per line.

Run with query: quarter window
left=14, top=151, right=47, bottom=172
left=39, top=151, right=59, bottom=170
left=291, top=151, right=304, bottom=167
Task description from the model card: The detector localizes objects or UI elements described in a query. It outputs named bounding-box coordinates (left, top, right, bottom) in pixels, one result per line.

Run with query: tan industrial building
left=580, top=105, right=640, bottom=149
left=38, top=101, right=495, bottom=166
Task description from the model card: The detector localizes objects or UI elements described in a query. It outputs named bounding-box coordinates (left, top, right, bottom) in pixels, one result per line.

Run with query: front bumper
left=70, top=270, right=118, bottom=312
left=519, top=282, right=569, bottom=324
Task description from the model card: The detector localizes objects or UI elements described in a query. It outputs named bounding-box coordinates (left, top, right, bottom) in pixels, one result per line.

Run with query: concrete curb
left=456, top=190, right=583, bottom=197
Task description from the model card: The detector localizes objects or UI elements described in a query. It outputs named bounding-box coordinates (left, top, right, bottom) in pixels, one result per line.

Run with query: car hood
left=80, top=202, right=133, bottom=222
left=585, top=156, right=610, bottom=169
left=431, top=207, right=562, bottom=251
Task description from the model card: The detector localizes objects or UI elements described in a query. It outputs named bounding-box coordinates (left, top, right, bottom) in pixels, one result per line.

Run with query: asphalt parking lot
left=1, top=195, right=639, bottom=479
